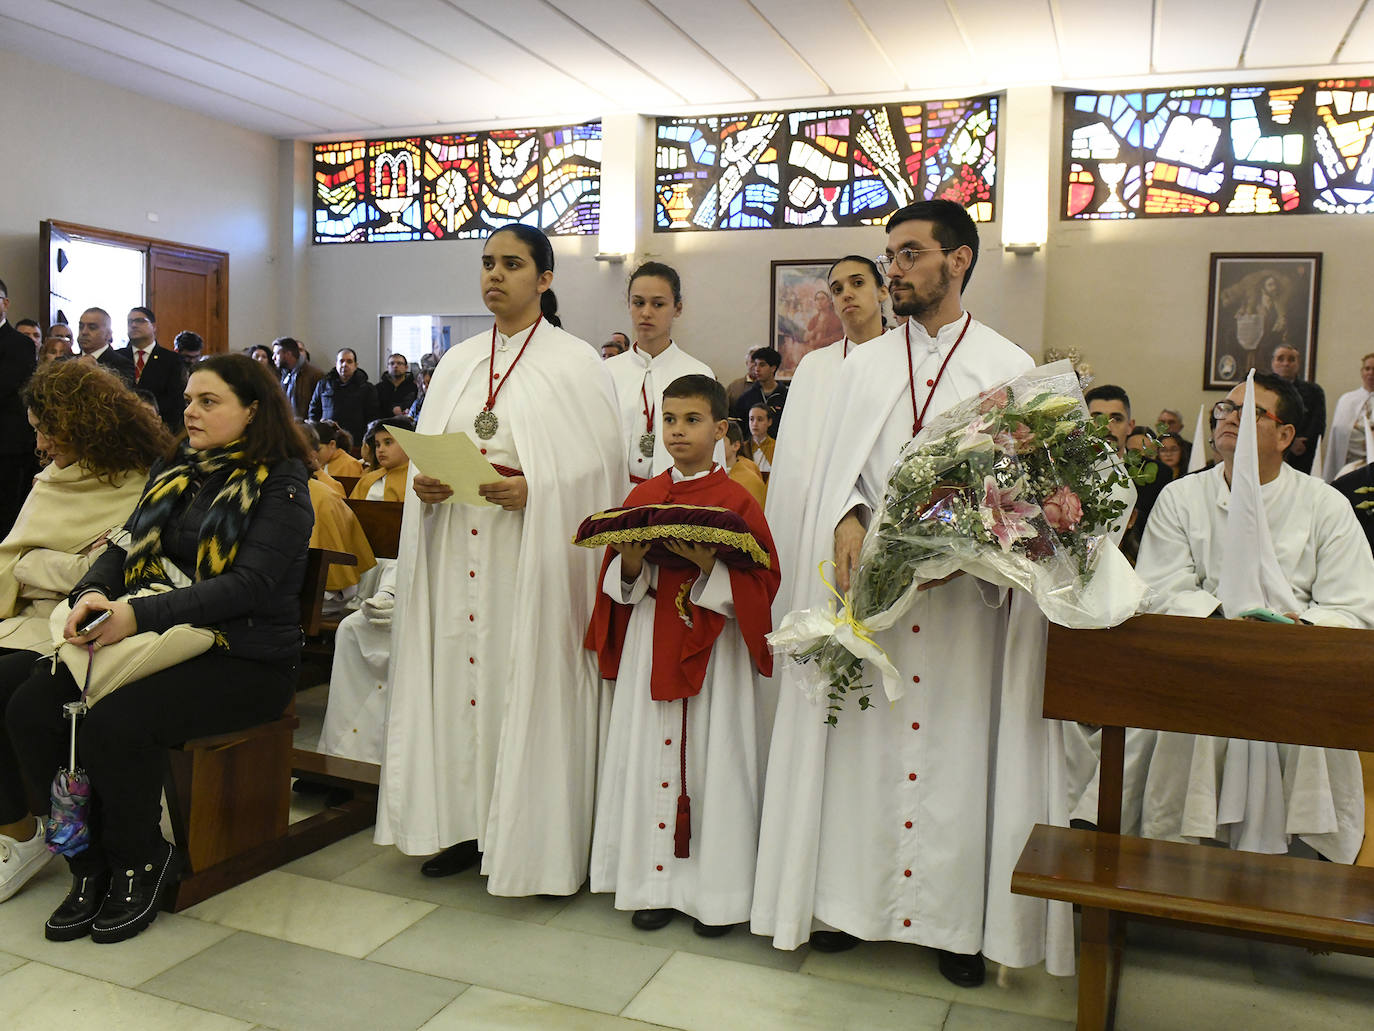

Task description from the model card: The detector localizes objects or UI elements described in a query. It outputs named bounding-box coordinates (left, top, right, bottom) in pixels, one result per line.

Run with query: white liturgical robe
left=1323, top=386, right=1372, bottom=481
left=375, top=320, right=626, bottom=896
left=1136, top=462, right=1374, bottom=861
left=603, top=342, right=720, bottom=483
left=751, top=314, right=1075, bottom=975
left=318, top=562, right=396, bottom=764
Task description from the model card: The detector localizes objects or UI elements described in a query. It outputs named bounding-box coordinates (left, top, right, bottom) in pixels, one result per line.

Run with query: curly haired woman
left=0, top=361, right=172, bottom=904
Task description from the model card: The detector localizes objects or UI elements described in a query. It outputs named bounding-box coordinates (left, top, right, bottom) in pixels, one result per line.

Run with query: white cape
left=751, top=317, right=1074, bottom=975
left=375, top=321, right=627, bottom=896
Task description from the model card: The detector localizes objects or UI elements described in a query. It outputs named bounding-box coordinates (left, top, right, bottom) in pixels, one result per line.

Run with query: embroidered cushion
left=573, top=503, right=770, bottom=570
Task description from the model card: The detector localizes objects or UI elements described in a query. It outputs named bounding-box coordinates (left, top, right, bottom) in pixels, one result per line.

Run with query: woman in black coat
left=1, top=353, right=314, bottom=944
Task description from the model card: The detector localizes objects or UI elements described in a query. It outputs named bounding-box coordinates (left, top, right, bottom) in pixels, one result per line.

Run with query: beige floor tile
left=184, top=869, right=434, bottom=958
left=0, top=950, right=25, bottom=975
left=143, top=930, right=465, bottom=1031
left=944, top=1002, right=1074, bottom=1030
left=0, top=859, right=233, bottom=987
left=547, top=890, right=806, bottom=971
left=368, top=907, right=671, bottom=1014
left=419, top=986, right=675, bottom=1030
left=280, top=827, right=389, bottom=881
left=1, top=961, right=252, bottom=1029
left=334, top=848, right=572, bottom=922
left=801, top=940, right=1076, bottom=1021
left=622, top=952, right=950, bottom=1031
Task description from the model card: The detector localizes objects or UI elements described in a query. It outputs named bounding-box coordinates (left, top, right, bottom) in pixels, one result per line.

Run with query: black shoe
left=631, top=908, right=675, bottom=931
left=1069, top=818, right=1098, bottom=831
left=692, top=919, right=735, bottom=938
left=937, top=950, right=985, bottom=988
left=809, top=930, right=860, bottom=953
left=420, top=840, right=480, bottom=878
left=91, top=841, right=182, bottom=944
left=45, top=871, right=111, bottom=942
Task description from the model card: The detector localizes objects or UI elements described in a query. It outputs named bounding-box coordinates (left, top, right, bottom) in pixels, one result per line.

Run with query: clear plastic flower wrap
left=769, top=360, right=1149, bottom=725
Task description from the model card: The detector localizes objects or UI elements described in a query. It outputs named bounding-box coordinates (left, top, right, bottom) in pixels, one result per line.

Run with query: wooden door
left=150, top=246, right=228, bottom=354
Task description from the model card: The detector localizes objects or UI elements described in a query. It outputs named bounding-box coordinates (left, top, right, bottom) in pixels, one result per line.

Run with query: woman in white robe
left=375, top=225, right=626, bottom=896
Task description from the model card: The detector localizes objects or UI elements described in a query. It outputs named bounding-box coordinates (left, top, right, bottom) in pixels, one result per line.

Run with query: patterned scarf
left=123, top=441, right=270, bottom=591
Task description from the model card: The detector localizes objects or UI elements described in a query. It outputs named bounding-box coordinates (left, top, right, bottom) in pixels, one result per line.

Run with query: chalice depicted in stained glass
left=374, top=151, right=419, bottom=229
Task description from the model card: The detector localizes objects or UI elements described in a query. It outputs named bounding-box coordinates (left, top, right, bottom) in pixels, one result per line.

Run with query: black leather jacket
left=73, top=458, right=315, bottom=662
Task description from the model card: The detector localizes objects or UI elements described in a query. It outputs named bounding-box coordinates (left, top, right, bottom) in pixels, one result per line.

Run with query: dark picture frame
left=770, top=259, right=840, bottom=379
left=1204, top=252, right=1321, bottom=390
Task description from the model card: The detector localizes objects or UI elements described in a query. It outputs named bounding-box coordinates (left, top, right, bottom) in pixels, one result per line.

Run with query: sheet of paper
left=389, top=426, right=501, bottom=506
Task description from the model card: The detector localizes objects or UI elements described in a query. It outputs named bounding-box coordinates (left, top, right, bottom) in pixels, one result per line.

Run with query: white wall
left=0, top=50, right=280, bottom=351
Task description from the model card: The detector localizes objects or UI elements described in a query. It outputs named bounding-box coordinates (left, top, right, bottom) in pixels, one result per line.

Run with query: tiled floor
left=1, top=686, right=1370, bottom=1029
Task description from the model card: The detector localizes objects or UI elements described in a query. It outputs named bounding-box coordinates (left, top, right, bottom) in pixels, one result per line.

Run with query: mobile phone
left=77, top=609, right=113, bottom=635
left=1237, top=607, right=1295, bottom=624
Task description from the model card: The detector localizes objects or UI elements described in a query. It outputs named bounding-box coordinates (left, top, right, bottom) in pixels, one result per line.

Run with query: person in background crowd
left=14, top=320, right=41, bottom=350
left=409, top=368, right=433, bottom=422
left=274, top=337, right=325, bottom=422
left=1157, top=432, right=1185, bottom=477
left=308, top=419, right=363, bottom=479
left=0, top=278, right=39, bottom=538
left=1156, top=407, right=1192, bottom=468
left=1323, top=353, right=1374, bottom=481
left=122, top=307, right=185, bottom=432
left=725, top=347, right=757, bottom=410
left=39, top=331, right=72, bottom=363
left=44, top=323, right=73, bottom=354
left=1270, top=343, right=1325, bottom=475
left=247, top=344, right=273, bottom=366
left=308, top=348, right=379, bottom=446
left=732, top=347, right=787, bottom=433
left=723, top=420, right=766, bottom=509
left=377, top=353, right=419, bottom=416
left=172, top=331, right=204, bottom=375
left=76, top=308, right=136, bottom=383
left=349, top=416, right=413, bottom=501
left=601, top=340, right=626, bottom=360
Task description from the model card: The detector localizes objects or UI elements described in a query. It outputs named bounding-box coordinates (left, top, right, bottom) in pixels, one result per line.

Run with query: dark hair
left=628, top=261, right=683, bottom=305
left=490, top=224, right=561, bottom=328
left=298, top=421, right=322, bottom=449
left=134, top=388, right=160, bottom=413
left=174, top=330, right=204, bottom=353
left=334, top=425, right=355, bottom=453
left=336, top=347, right=357, bottom=362
left=1085, top=384, right=1132, bottom=417
left=23, top=359, right=174, bottom=483
left=363, top=414, right=415, bottom=449
left=886, top=199, right=980, bottom=289
left=15, top=318, right=39, bottom=332
left=1252, top=371, right=1306, bottom=433
left=273, top=336, right=301, bottom=358
left=130, top=305, right=156, bottom=324
left=751, top=347, right=782, bottom=369
left=826, top=254, right=883, bottom=283
left=748, top=403, right=773, bottom=422
left=387, top=352, right=408, bottom=364
left=725, top=420, right=744, bottom=446
left=247, top=344, right=272, bottom=361
left=190, top=353, right=313, bottom=466
left=663, top=374, right=727, bottom=421
left=309, top=419, right=340, bottom=447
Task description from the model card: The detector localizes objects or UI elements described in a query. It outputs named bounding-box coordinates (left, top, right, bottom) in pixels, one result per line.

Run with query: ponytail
left=540, top=288, right=562, bottom=328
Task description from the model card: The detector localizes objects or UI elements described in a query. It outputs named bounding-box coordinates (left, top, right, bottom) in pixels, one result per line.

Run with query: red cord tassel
left=674, top=697, right=691, bottom=858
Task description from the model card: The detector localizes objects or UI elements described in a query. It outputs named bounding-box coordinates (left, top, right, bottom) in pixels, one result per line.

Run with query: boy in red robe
left=586, top=374, right=779, bottom=936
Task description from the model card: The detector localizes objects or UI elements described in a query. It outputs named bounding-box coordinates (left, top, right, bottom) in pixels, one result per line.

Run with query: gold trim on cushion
left=572, top=523, right=771, bottom=569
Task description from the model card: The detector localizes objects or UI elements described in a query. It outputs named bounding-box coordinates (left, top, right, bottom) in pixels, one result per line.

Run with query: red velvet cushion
left=574, top=503, right=770, bottom=569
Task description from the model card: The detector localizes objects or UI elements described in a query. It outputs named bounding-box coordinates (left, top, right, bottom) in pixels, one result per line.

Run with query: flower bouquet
left=769, top=360, right=1148, bottom=725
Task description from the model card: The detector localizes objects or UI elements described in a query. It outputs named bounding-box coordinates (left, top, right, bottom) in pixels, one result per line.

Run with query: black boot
left=91, top=840, right=182, bottom=944
left=45, top=870, right=112, bottom=942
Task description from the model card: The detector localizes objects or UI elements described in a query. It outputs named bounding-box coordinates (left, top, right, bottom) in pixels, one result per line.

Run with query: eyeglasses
left=1210, top=400, right=1284, bottom=425
left=874, top=246, right=955, bottom=276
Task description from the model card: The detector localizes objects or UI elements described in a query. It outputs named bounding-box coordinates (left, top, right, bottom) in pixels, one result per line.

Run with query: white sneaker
left=0, top=817, right=53, bottom=903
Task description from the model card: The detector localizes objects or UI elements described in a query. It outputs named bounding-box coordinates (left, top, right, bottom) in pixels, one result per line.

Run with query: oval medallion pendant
left=638, top=432, right=656, bottom=458
left=474, top=408, right=499, bottom=440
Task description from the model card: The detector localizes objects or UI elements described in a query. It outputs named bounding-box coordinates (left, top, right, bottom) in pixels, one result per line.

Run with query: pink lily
left=980, top=475, right=1043, bottom=552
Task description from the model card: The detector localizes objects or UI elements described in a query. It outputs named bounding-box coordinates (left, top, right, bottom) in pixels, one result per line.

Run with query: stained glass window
left=313, top=121, right=601, bottom=245
left=1063, top=80, right=1374, bottom=219
left=655, top=96, right=997, bottom=232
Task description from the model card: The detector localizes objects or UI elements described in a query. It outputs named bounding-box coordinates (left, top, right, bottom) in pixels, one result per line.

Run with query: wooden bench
left=342, top=498, right=403, bottom=559
left=1011, top=613, right=1374, bottom=1030
left=334, top=474, right=360, bottom=497
left=163, top=547, right=378, bottom=911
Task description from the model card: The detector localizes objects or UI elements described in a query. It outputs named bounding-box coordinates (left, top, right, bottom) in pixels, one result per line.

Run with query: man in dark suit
left=76, top=307, right=137, bottom=383
left=273, top=336, right=324, bottom=421
left=122, top=306, right=185, bottom=430
left=0, top=277, right=37, bottom=537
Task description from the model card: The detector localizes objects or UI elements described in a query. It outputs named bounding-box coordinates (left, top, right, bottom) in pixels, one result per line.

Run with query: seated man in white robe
left=1136, top=372, right=1374, bottom=862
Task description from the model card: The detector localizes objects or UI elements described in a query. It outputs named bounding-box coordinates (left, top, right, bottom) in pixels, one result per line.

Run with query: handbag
left=48, top=585, right=216, bottom=706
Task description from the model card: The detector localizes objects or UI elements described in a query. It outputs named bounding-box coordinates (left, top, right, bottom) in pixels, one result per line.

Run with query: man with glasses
left=0, top=277, right=37, bottom=537
left=754, top=201, right=1069, bottom=987
left=1134, top=372, right=1374, bottom=861
left=121, top=307, right=185, bottom=431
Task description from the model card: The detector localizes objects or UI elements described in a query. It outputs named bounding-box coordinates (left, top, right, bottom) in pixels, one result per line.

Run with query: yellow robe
left=728, top=457, right=767, bottom=509
left=349, top=463, right=409, bottom=502
left=308, top=476, right=376, bottom=591
left=326, top=450, right=364, bottom=478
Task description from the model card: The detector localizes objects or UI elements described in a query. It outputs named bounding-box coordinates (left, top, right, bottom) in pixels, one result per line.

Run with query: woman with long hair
left=1, top=353, right=314, bottom=942
left=0, top=362, right=172, bottom=905
left=377, top=224, right=624, bottom=895
left=602, top=261, right=718, bottom=485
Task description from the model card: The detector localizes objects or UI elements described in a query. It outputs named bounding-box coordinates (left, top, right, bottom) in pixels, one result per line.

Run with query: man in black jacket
left=377, top=353, right=419, bottom=416
left=76, top=308, right=137, bottom=384
left=0, top=277, right=37, bottom=537
left=308, top=348, right=379, bottom=445
left=121, top=307, right=186, bottom=431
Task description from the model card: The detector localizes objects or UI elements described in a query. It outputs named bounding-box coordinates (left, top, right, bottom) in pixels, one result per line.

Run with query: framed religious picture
left=1204, top=252, right=1321, bottom=390
left=770, top=259, right=841, bottom=379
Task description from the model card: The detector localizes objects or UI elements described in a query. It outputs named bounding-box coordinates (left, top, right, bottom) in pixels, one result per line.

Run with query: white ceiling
left=2, top=0, right=1372, bottom=139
